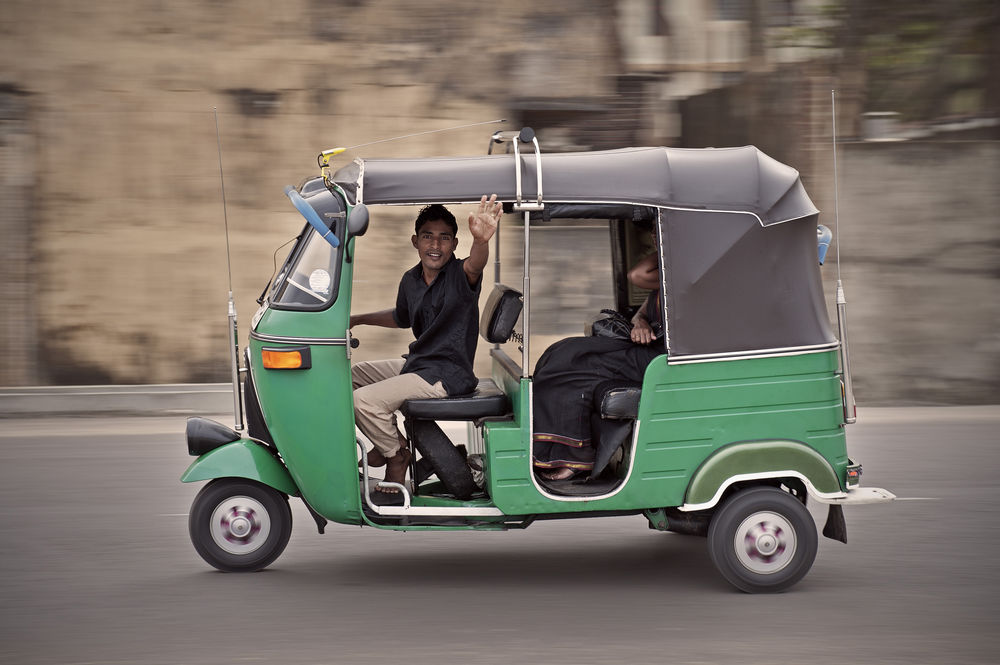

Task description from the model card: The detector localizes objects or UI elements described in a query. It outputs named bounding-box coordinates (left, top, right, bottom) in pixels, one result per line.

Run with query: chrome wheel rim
left=210, top=495, right=271, bottom=555
left=734, top=511, right=796, bottom=575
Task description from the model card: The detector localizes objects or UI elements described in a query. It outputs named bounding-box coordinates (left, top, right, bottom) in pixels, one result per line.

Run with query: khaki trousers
left=352, top=359, right=447, bottom=458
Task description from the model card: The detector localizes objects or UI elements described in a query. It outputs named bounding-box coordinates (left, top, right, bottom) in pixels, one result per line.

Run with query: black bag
left=591, top=309, right=633, bottom=340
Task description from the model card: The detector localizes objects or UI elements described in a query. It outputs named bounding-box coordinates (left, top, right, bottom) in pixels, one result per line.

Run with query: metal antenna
left=830, top=90, right=856, bottom=424
left=831, top=90, right=842, bottom=282
left=214, top=108, right=234, bottom=292
left=214, top=107, right=245, bottom=431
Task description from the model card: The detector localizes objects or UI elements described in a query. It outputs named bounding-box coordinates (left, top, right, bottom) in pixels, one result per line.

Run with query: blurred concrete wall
left=0, top=0, right=619, bottom=386
left=0, top=86, right=36, bottom=385
left=837, top=141, right=1000, bottom=405
left=0, top=1, right=997, bottom=405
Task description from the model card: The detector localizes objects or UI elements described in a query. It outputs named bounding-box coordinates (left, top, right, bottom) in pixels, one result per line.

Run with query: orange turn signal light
left=261, top=346, right=311, bottom=370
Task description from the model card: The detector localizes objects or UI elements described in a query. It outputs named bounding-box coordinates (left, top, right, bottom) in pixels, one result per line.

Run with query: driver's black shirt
left=393, top=256, right=481, bottom=396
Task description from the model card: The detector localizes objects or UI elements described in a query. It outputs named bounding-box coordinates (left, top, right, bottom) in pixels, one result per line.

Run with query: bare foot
left=541, top=467, right=579, bottom=481
left=377, top=447, right=412, bottom=494
left=359, top=448, right=387, bottom=468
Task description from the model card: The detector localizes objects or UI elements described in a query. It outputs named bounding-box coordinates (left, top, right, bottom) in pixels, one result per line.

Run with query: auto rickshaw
left=181, top=129, right=894, bottom=592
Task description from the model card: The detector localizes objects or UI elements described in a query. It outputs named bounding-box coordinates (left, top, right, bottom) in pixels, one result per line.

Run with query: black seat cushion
left=402, top=379, right=510, bottom=421
left=589, top=380, right=642, bottom=479
left=479, top=284, right=523, bottom=344
left=594, top=380, right=642, bottom=420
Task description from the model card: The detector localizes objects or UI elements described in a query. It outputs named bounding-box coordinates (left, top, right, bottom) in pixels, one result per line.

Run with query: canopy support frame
left=512, top=133, right=544, bottom=212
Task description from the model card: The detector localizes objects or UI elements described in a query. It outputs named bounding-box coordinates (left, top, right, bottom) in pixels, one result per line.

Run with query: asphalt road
left=1, top=407, right=998, bottom=665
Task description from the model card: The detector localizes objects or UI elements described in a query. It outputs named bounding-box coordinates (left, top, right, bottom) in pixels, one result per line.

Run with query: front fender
left=682, top=440, right=843, bottom=511
left=180, top=439, right=298, bottom=496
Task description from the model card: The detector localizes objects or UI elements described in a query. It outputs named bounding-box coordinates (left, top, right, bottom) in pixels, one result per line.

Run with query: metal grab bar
left=488, top=127, right=542, bottom=376
left=357, top=440, right=412, bottom=513
left=512, top=133, right=544, bottom=212
left=489, top=127, right=544, bottom=212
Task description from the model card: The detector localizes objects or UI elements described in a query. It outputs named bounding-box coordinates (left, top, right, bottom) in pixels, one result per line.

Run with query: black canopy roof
left=332, top=145, right=819, bottom=227
left=328, top=145, right=835, bottom=360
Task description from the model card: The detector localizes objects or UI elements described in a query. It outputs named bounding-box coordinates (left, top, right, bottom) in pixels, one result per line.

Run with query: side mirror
left=348, top=203, right=369, bottom=238
left=817, top=224, right=832, bottom=265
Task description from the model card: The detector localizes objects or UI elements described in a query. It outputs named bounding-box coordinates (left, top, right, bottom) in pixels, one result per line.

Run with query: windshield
left=266, top=184, right=347, bottom=311
left=269, top=228, right=342, bottom=309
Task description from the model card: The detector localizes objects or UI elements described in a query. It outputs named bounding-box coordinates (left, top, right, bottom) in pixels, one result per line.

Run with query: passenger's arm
left=349, top=309, right=399, bottom=329
left=464, top=194, right=502, bottom=286
left=631, top=298, right=655, bottom=345
left=628, top=252, right=659, bottom=290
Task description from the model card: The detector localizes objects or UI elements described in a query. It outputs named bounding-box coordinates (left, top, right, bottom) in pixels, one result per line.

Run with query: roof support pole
left=492, top=212, right=503, bottom=351
left=521, top=209, right=530, bottom=378
left=494, top=213, right=501, bottom=285
left=655, top=209, right=670, bottom=355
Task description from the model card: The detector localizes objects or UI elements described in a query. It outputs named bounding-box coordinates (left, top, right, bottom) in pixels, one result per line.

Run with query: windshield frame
left=267, top=185, right=348, bottom=312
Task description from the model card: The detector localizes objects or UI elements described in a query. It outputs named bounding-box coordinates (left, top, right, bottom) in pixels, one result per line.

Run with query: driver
left=349, top=195, right=502, bottom=495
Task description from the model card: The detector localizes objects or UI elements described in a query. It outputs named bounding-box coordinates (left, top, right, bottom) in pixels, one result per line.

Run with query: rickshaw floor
left=536, top=474, right=622, bottom=497
left=365, top=488, right=491, bottom=507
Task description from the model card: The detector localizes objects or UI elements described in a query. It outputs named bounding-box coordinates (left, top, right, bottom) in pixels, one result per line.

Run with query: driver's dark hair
left=414, top=204, right=457, bottom=236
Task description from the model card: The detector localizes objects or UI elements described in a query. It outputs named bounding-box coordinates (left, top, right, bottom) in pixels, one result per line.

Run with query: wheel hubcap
left=734, top=511, right=796, bottom=574
left=210, top=496, right=271, bottom=555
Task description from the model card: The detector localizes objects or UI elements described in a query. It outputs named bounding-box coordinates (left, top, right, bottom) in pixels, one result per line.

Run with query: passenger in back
left=531, top=252, right=663, bottom=481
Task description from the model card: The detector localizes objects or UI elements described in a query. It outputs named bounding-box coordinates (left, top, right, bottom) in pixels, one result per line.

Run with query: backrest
left=479, top=284, right=523, bottom=344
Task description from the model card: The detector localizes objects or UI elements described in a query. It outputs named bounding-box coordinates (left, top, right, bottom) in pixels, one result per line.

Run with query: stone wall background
left=0, top=1, right=997, bottom=405
left=0, top=0, right=620, bottom=385
left=836, top=141, right=1000, bottom=405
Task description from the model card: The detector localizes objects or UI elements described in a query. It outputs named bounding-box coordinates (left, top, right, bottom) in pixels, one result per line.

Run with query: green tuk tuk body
left=482, top=350, right=848, bottom=518
left=181, top=138, right=892, bottom=592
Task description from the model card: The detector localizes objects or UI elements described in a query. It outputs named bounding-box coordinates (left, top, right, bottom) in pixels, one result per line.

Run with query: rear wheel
left=707, top=486, right=817, bottom=593
left=189, top=479, right=292, bottom=572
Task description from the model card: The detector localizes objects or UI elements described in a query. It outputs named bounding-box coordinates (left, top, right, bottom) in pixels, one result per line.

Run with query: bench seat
left=401, top=379, right=510, bottom=421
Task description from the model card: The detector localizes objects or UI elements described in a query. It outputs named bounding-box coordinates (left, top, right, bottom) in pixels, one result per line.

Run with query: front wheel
left=707, top=486, right=817, bottom=593
left=189, top=479, right=292, bottom=572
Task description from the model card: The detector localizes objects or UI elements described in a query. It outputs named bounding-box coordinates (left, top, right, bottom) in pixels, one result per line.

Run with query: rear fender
left=180, top=439, right=298, bottom=496
left=681, top=440, right=843, bottom=511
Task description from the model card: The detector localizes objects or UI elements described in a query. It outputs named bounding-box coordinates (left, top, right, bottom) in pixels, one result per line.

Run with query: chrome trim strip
left=655, top=205, right=817, bottom=228
left=679, top=471, right=847, bottom=512
left=333, top=198, right=810, bottom=226
left=667, top=342, right=840, bottom=365
left=249, top=331, right=347, bottom=346
left=660, top=204, right=763, bottom=226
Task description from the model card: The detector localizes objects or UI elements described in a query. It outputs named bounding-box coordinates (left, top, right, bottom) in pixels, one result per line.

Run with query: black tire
left=189, top=479, right=292, bottom=572
left=707, top=486, right=817, bottom=593
left=410, top=421, right=478, bottom=500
